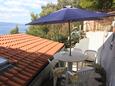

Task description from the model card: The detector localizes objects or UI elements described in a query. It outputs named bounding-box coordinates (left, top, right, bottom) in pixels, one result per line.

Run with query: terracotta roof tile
left=7, top=80, right=22, bottom=86
left=0, top=76, right=8, bottom=82
left=3, top=72, right=14, bottom=78
left=17, top=73, right=30, bottom=81
left=0, top=34, right=64, bottom=86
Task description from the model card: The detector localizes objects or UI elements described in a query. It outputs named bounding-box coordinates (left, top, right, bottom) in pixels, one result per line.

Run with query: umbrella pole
left=68, top=21, right=71, bottom=56
left=68, top=21, right=72, bottom=71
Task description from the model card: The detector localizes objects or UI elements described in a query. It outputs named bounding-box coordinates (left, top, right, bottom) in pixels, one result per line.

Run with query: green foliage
left=67, top=29, right=86, bottom=47
left=31, top=12, right=38, bottom=21
left=10, top=25, right=19, bottom=34
left=95, top=0, right=113, bottom=11
left=27, top=12, right=70, bottom=42
left=79, top=0, right=114, bottom=11
left=79, top=0, right=96, bottom=10
left=27, top=13, right=50, bottom=38
left=40, top=3, right=57, bottom=17
left=57, top=0, right=79, bottom=9
left=112, top=0, right=115, bottom=8
left=26, top=25, right=49, bottom=38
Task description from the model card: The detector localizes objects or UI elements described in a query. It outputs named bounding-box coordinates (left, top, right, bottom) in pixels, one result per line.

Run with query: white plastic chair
left=73, top=48, right=82, bottom=53
left=48, top=59, right=66, bottom=86
left=84, top=50, right=97, bottom=66
left=66, top=67, right=94, bottom=86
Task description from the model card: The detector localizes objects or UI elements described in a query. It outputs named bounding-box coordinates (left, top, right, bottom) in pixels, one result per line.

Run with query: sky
left=0, top=0, right=57, bottom=24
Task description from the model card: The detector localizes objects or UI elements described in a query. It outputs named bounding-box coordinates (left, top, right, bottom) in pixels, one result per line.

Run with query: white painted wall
left=86, top=31, right=112, bottom=51
left=75, top=38, right=89, bottom=52
left=76, top=31, right=112, bottom=63
left=75, top=31, right=112, bottom=52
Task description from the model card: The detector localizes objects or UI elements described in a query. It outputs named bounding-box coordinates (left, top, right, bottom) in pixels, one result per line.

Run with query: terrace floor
left=42, top=71, right=101, bottom=86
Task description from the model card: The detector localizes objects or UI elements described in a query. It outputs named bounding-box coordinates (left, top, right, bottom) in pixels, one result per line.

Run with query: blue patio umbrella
left=27, top=7, right=111, bottom=56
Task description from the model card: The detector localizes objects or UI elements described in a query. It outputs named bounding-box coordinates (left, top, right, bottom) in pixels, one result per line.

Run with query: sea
left=0, top=22, right=28, bottom=35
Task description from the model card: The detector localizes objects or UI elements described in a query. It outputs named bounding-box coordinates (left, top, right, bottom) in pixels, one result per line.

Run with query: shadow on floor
left=41, top=77, right=65, bottom=86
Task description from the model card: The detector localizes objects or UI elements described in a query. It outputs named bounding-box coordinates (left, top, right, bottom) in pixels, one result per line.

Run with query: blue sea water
left=0, top=22, right=28, bottom=35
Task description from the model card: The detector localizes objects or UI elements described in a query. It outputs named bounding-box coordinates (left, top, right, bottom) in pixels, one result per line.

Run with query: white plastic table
left=54, top=51, right=87, bottom=71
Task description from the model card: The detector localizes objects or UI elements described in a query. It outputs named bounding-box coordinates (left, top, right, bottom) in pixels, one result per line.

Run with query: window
left=0, top=57, right=12, bottom=72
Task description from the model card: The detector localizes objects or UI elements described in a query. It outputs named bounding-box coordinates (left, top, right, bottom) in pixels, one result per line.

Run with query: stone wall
left=84, top=16, right=114, bottom=32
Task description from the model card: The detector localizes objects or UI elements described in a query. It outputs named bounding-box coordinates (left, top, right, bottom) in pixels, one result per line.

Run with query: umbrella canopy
left=27, top=7, right=111, bottom=56
left=27, top=7, right=110, bottom=25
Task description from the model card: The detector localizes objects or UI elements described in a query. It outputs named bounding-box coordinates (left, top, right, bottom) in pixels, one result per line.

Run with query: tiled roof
left=0, top=34, right=64, bottom=86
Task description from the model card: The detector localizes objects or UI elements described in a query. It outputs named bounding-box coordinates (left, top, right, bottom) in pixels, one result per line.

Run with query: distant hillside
left=0, top=22, right=27, bottom=34
left=0, top=22, right=17, bottom=26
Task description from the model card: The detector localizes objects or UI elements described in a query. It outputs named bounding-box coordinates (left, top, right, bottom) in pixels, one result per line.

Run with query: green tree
left=31, top=12, right=38, bottom=21
left=79, top=0, right=96, bottom=10
left=79, top=0, right=114, bottom=11
left=111, top=0, right=115, bottom=8
left=95, top=0, right=113, bottom=11
left=40, top=3, right=57, bottom=16
left=27, top=13, right=50, bottom=38
left=10, top=25, right=19, bottom=34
